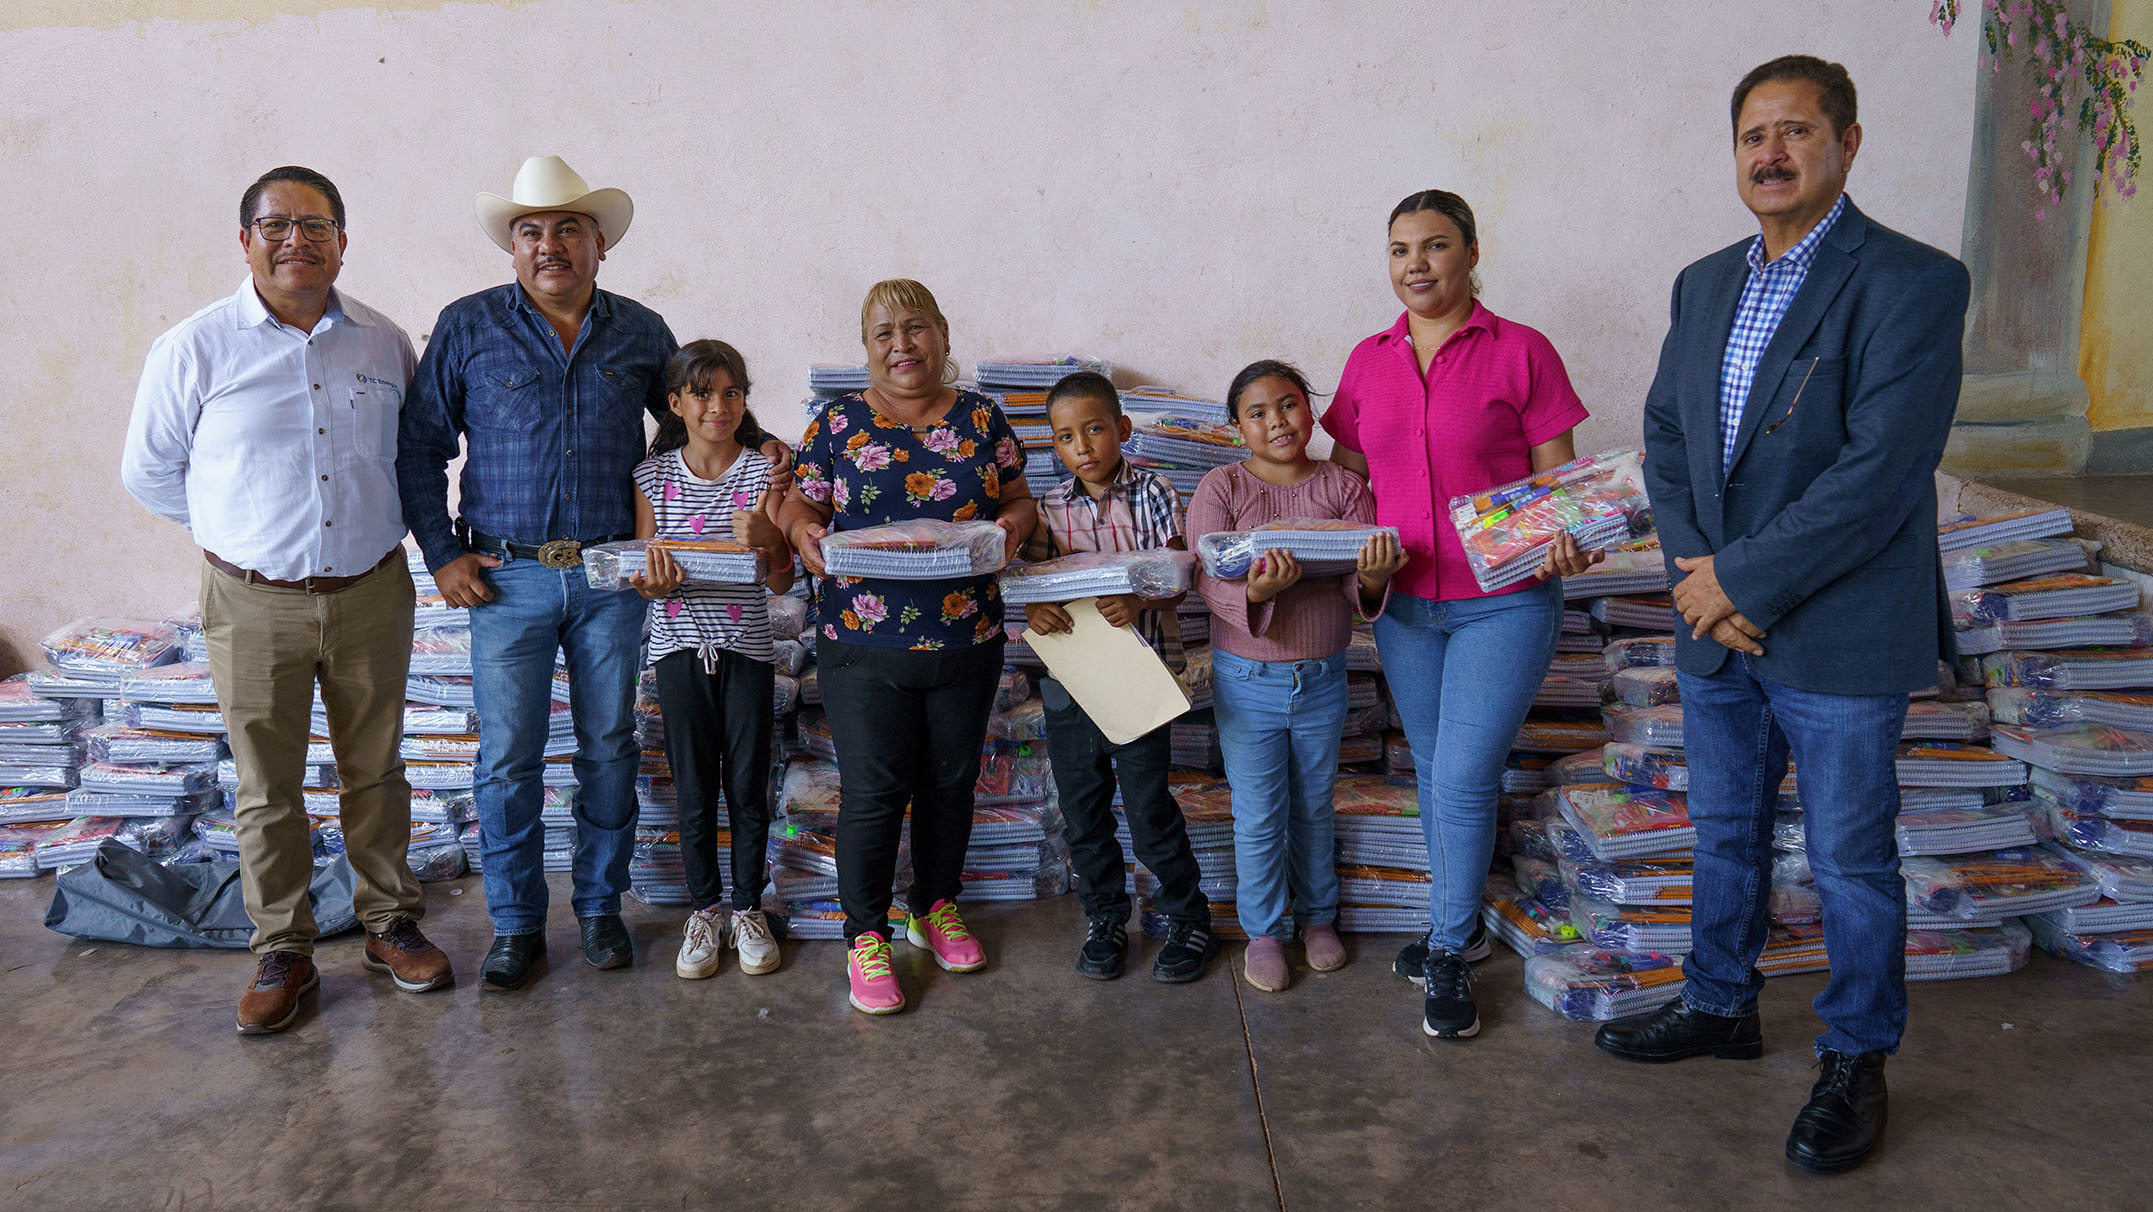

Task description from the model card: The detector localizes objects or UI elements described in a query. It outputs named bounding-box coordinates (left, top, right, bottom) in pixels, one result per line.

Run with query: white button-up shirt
left=123, top=280, right=416, bottom=580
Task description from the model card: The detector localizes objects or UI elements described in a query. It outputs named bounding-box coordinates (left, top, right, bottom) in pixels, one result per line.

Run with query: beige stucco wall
left=2081, top=0, right=2153, bottom=436
left=0, top=1, right=1978, bottom=672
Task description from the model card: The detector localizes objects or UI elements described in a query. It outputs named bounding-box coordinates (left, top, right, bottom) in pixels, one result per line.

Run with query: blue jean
left=468, top=557, right=646, bottom=933
left=1214, top=648, right=1349, bottom=941
left=1679, top=656, right=1910, bottom=1056
left=1374, top=581, right=1563, bottom=951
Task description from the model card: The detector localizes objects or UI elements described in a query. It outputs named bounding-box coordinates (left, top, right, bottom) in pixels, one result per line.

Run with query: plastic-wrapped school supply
left=1989, top=612, right=2153, bottom=650
left=1195, top=520, right=1402, bottom=580
left=1953, top=574, right=2140, bottom=624
left=2037, top=895, right=2153, bottom=933
left=1904, top=920, right=2033, bottom=980
left=1512, top=854, right=1571, bottom=909
left=2044, top=801, right=2153, bottom=858
left=1894, top=742, right=2029, bottom=788
left=407, top=625, right=475, bottom=677
left=1547, top=751, right=1612, bottom=786
left=1552, top=784, right=1695, bottom=859
left=1937, top=508, right=2074, bottom=555
left=1514, top=718, right=1611, bottom=754
left=0, top=787, right=79, bottom=824
left=1480, top=875, right=1585, bottom=955
left=40, top=618, right=183, bottom=676
left=1901, top=847, right=2101, bottom=920
left=997, top=549, right=1197, bottom=605
left=1524, top=945, right=1686, bottom=1021
left=1942, top=537, right=2092, bottom=590
left=581, top=538, right=766, bottom=590
left=1601, top=743, right=1687, bottom=791
left=1602, top=636, right=1678, bottom=674
left=1610, top=666, right=1682, bottom=707
left=819, top=519, right=1008, bottom=579
left=2028, top=918, right=2153, bottom=973
left=768, top=594, right=809, bottom=640
left=1449, top=451, right=1652, bottom=593
left=1535, top=676, right=1607, bottom=709
left=84, top=726, right=225, bottom=765
left=1984, top=648, right=2153, bottom=691
left=1570, top=897, right=1692, bottom=953
left=2030, top=769, right=2153, bottom=819
left=1558, top=541, right=1670, bottom=599
left=1590, top=595, right=1677, bottom=631
left=2045, top=840, right=2153, bottom=900
left=1991, top=723, right=2153, bottom=777
left=0, top=679, right=94, bottom=723
left=1900, top=699, right=1993, bottom=742
left=32, top=816, right=129, bottom=868
left=1562, top=855, right=1693, bottom=905
left=1603, top=704, right=1685, bottom=748
left=1890, top=804, right=2041, bottom=855
left=1989, top=689, right=2153, bottom=732
left=115, top=663, right=221, bottom=705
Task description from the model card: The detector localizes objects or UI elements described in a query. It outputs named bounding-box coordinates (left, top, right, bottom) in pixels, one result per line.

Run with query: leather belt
left=204, top=547, right=399, bottom=594
left=464, top=529, right=635, bottom=571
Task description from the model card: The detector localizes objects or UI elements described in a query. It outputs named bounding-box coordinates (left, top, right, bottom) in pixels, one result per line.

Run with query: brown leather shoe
left=236, top=950, right=318, bottom=1035
left=362, top=916, right=454, bottom=992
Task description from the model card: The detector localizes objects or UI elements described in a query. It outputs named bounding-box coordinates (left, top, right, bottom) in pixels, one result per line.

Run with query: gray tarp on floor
left=44, top=839, right=357, bottom=948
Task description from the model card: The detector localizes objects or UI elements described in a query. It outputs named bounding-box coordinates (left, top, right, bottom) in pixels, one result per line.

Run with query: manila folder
left=1021, top=598, right=1191, bottom=745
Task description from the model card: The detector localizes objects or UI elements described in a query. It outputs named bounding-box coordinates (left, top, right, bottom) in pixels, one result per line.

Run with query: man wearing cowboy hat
left=125, top=165, right=453, bottom=1034
left=397, top=155, right=671, bottom=989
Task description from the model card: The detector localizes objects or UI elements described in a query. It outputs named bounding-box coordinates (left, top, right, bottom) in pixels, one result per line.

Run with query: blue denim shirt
left=397, top=283, right=677, bottom=571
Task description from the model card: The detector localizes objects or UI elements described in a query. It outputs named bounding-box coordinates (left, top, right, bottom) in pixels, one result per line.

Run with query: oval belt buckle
left=537, top=539, right=582, bottom=570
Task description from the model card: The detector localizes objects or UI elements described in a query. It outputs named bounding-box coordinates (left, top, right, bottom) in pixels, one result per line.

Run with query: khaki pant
left=201, top=553, right=420, bottom=954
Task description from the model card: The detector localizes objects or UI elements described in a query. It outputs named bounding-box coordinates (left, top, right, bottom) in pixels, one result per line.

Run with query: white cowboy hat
left=474, top=155, right=634, bottom=253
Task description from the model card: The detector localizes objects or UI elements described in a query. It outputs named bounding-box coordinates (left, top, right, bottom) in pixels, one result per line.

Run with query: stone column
left=1944, top=0, right=2107, bottom=477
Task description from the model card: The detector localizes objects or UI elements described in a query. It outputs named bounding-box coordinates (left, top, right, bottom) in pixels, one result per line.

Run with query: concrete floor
left=5, top=877, right=2151, bottom=1212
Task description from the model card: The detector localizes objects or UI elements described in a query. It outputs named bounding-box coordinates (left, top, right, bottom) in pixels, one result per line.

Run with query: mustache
left=1752, top=167, right=1796, bottom=183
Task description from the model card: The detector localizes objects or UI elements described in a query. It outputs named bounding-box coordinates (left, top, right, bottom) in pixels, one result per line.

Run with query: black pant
left=1040, top=677, right=1210, bottom=925
left=653, top=648, right=775, bottom=911
left=821, top=637, right=1005, bottom=941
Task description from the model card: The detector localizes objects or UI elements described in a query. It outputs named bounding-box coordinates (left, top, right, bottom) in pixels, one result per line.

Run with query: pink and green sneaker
left=847, top=931, right=905, bottom=1015
left=905, top=899, right=986, bottom=973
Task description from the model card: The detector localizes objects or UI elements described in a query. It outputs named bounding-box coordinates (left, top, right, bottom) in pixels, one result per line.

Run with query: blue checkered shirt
left=1718, top=192, right=1846, bottom=471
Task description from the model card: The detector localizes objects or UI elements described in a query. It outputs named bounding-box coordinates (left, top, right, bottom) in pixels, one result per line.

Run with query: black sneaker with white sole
left=1152, top=920, right=1219, bottom=983
left=1395, top=921, right=1492, bottom=987
left=1075, top=915, right=1128, bottom=980
left=1421, top=948, right=1480, bottom=1039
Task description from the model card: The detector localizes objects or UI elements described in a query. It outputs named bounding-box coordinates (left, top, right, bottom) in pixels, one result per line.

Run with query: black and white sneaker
left=1152, top=921, right=1219, bottom=983
left=1422, top=949, right=1480, bottom=1039
left=1395, top=921, right=1492, bottom=987
left=1075, top=915, right=1128, bottom=980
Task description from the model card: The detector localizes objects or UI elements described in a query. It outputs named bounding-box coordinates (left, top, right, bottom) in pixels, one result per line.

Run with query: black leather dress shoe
left=480, top=933, right=546, bottom=992
left=580, top=914, right=633, bottom=969
left=1594, top=998, right=1763, bottom=1062
left=1786, top=1050, right=1888, bottom=1174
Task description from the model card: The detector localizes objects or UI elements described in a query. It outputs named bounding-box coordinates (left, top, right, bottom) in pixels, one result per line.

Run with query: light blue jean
left=1213, top=648, right=1349, bottom=941
left=1374, top=580, right=1563, bottom=951
left=468, top=557, right=646, bottom=934
left=1680, top=656, right=1910, bottom=1057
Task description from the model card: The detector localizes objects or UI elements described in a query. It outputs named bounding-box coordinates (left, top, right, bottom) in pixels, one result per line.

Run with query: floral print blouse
left=794, top=389, right=1027, bottom=650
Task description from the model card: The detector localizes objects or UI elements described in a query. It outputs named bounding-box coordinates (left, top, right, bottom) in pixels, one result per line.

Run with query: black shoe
left=1421, top=949, right=1480, bottom=1038
left=480, top=932, right=546, bottom=991
left=1395, top=921, right=1492, bottom=987
left=1153, top=920, right=1219, bottom=983
left=1786, top=1050, right=1888, bottom=1174
left=580, top=914, right=633, bottom=969
left=1594, top=999, right=1763, bottom=1063
left=1075, top=915, right=1128, bottom=980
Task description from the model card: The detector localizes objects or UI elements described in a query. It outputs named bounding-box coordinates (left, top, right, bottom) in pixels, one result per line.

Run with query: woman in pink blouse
left=1323, top=190, right=1598, bottom=1041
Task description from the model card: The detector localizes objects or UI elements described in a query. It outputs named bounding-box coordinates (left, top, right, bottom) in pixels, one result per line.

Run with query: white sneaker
left=675, top=907, right=728, bottom=979
left=732, top=908, right=781, bottom=975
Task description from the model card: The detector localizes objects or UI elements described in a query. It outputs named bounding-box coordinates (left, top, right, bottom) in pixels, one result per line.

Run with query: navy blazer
left=1640, top=198, right=1970, bottom=697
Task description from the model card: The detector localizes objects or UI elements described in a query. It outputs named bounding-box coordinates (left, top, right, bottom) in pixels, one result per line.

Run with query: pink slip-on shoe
left=1244, top=938, right=1291, bottom=992
left=847, top=931, right=905, bottom=1015
left=905, top=899, right=986, bottom=972
left=1303, top=923, right=1347, bottom=972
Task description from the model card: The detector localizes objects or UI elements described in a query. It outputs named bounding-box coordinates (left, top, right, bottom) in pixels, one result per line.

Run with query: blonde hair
left=858, top=278, right=958, bottom=384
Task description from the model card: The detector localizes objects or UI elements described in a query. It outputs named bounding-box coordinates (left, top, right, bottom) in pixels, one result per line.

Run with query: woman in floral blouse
left=780, top=278, right=1037, bottom=1015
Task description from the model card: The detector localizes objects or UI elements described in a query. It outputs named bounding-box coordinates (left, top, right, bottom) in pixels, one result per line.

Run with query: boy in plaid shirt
left=1024, top=372, right=1217, bottom=982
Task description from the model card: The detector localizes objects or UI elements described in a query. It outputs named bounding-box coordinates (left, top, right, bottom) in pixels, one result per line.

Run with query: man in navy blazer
left=1596, top=55, right=1969, bottom=1176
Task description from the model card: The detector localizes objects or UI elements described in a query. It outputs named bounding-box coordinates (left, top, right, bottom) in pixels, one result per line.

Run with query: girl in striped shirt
left=631, top=339, right=793, bottom=981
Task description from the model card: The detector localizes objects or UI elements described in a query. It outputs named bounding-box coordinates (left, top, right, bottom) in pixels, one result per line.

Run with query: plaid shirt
left=1032, top=459, right=1184, bottom=657
left=1718, top=192, right=1846, bottom=471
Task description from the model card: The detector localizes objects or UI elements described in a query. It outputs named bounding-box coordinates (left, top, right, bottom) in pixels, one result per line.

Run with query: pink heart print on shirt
left=663, top=481, right=682, bottom=503
left=687, top=514, right=706, bottom=535
left=665, top=599, right=683, bottom=619
left=726, top=603, right=743, bottom=623
left=732, top=490, right=757, bottom=508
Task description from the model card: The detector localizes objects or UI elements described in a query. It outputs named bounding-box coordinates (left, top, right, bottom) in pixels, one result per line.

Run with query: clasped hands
left=1671, top=554, right=1766, bottom=656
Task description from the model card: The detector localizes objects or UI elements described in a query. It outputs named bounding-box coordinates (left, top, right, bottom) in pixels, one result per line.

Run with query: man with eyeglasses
left=123, top=166, right=453, bottom=1034
left=1602, top=57, right=1969, bottom=1173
